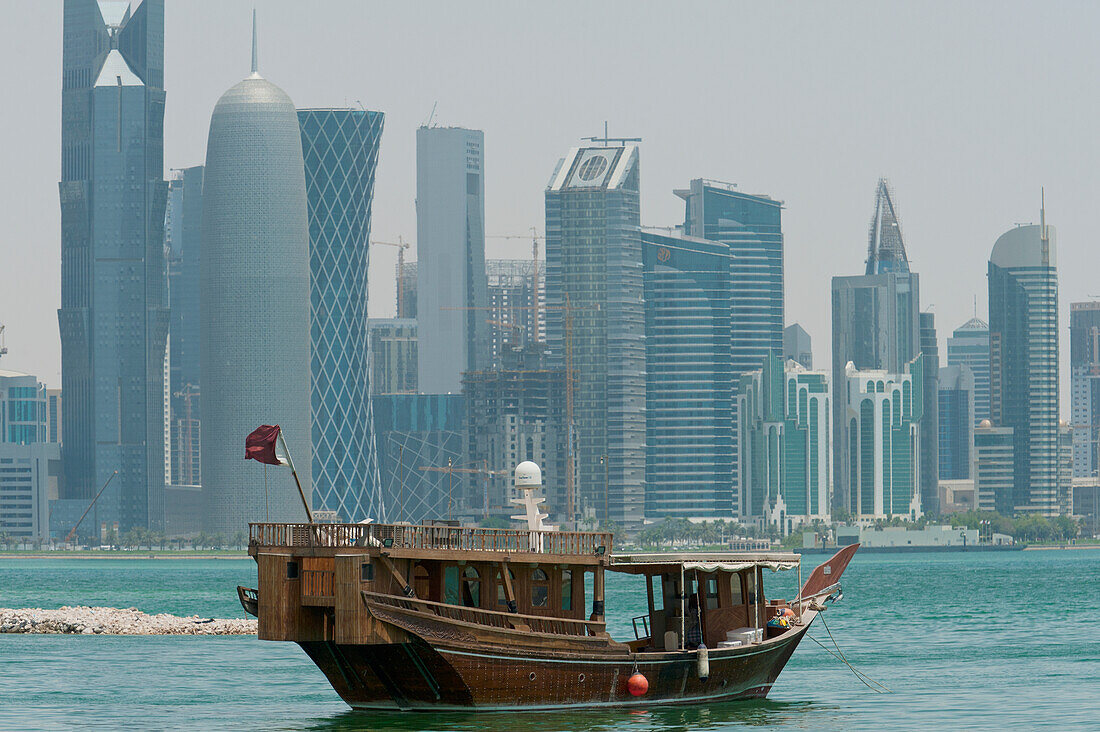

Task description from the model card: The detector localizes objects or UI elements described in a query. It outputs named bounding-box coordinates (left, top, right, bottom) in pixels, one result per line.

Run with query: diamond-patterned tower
left=299, top=108, right=386, bottom=521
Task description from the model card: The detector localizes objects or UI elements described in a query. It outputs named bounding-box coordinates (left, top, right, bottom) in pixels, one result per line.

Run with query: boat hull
left=297, top=620, right=810, bottom=711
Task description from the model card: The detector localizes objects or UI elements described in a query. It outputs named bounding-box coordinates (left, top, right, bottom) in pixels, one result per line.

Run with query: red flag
left=245, top=425, right=284, bottom=465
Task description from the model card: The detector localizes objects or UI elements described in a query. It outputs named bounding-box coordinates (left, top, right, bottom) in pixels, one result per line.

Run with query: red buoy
left=627, top=672, right=649, bottom=697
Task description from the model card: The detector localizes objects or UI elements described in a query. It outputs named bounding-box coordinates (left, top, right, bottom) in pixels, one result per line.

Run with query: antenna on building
left=250, top=8, right=259, bottom=77
left=583, top=121, right=641, bottom=147
left=424, top=102, right=438, bottom=128
left=0, top=323, right=7, bottom=362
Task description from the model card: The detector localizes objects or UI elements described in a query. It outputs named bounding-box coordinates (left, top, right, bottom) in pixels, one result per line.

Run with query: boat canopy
left=608, top=552, right=801, bottom=575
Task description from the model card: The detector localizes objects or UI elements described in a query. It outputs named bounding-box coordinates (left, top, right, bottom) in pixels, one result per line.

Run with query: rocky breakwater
left=0, top=607, right=257, bottom=635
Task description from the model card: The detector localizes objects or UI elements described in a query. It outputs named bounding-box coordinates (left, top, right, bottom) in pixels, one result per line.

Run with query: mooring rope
left=809, top=614, right=892, bottom=694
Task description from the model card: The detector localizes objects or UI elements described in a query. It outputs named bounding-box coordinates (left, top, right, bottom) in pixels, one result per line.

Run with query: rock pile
left=0, top=607, right=257, bottom=635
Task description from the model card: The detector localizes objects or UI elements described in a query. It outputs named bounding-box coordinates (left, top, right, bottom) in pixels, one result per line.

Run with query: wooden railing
left=362, top=590, right=605, bottom=637
left=249, top=522, right=612, bottom=557
left=302, top=569, right=334, bottom=599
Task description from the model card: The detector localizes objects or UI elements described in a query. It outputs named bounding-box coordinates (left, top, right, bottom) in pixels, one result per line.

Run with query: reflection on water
left=297, top=698, right=837, bottom=732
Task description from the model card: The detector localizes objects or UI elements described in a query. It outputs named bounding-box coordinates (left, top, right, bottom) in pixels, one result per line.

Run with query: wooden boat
left=239, top=521, right=858, bottom=711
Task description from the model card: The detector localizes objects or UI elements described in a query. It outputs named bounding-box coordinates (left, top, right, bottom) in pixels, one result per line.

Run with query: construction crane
left=0, top=323, right=7, bottom=362
left=63, top=470, right=119, bottom=545
left=417, top=460, right=509, bottom=520
left=370, top=237, right=412, bottom=317
left=443, top=299, right=583, bottom=526
left=486, top=228, right=544, bottom=342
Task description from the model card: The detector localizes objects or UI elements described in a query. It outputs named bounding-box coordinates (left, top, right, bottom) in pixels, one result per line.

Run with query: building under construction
left=462, top=343, right=570, bottom=523
left=369, top=318, right=418, bottom=394
left=485, top=259, right=545, bottom=369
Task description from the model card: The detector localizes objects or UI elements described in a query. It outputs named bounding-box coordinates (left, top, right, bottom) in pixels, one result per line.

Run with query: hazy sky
left=3, top=0, right=1097, bottom=411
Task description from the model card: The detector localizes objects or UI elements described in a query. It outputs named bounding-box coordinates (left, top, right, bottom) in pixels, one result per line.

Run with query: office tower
left=0, top=441, right=60, bottom=542
left=166, top=166, right=204, bottom=487
left=0, top=370, right=49, bottom=444
left=368, top=318, right=418, bottom=394
left=396, top=262, right=418, bottom=319
left=46, top=389, right=63, bottom=444
left=974, top=420, right=1014, bottom=514
left=783, top=324, right=813, bottom=369
left=677, top=179, right=784, bottom=518
left=988, top=211, right=1061, bottom=515
left=831, top=180, right=921, bottom=512
left=738, top=355, right=831, bottom=535
left=58, top=0, right=168, bottom=531
left=642, top=228, right=734, bottom=519
left=485, top=259, right=544, bottom=369
left=299, top=107, right=385, bottom=522
left=545, top=144, right=646, bottom=529
left=1070, top=302, right=1100, bottom=477
left=373, top=394, right=465, bottom=523
left=938, top=365, right=975, bottom=480
left=463, top=344, right=568, bottom=522
left=919, top=312, right=940, bottom=514
left=200, top=23, right=311, bottom=534
left=416, top=127, right=487, bottom=394
left=947, top=318, right=991, bottom=424
left=1059, top=422, right=1073, bottom=515
left=841, top=357, right=925, bottom=520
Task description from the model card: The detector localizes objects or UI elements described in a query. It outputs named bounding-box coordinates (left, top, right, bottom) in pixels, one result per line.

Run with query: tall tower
left=58, top=0, right=168, bottom=531
left=545, top=144, right=646, bottom=529
left=415, top=126, right=488, bottom=394
left=947, top=317, right=991, bottom=424
left=1069, top=302, right=1100, bottom=477
left=988, top=207, right=1061, bottom=515
left=299, top=108, right=385, bottom=522
left=200, top=16, right=312, bottom=534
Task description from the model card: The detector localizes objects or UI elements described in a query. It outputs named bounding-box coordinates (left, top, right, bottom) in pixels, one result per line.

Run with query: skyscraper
left=919, top=312, right=940, bottom=514
left=783, top=324, right=813, bottom=369
left=831, top=180, right=921, bottom=512
left=988, top=211, right=1062, bottom=515
left=676, top=179, right=784, bottom=518
left=641, top=228, right=733, bottom=519
left=368, top=318, right=418, bottom=395
left=299, top=108, right=385, bottom=522
left=947, top=317, right=991, bottom=424
left=200, top=21, right=311, bottom=534
left=1070, top=302, right=1100, bottom=477
left=545, top=144, right=646, bottom=528
left=938, top=365, right=975, bottom=480
left=58, top=0, right=168, bottom=531
left=485, top=259, right=544, bottom=369
left=416, top=127, right=487, bottom=394
left=166, top=166, right=203, bottom=488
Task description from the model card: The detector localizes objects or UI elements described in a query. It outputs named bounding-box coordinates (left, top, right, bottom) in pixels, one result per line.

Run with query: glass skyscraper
left=641, top=228, right=733, bottom=519
left=299, top=108, right=385, bottom=522
left=938, top=364, right=974, bottom=480
left=59, top=0, right=168, bottom=531
left=545, top=144, right=646, bottom=529
left=988, top=217, right=1062, bottom=515
left=946, top=317, right=991, bottom=424
left=1070, top=302, right=1100, bottom=477
left=676, top=180, right=783, bottom=518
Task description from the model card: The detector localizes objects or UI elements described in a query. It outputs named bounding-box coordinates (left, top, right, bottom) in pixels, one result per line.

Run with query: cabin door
left=698, top=571, right=748, bottom=648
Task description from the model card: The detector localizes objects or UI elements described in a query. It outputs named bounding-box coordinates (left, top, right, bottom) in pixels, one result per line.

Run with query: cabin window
left=496, top=569, right=515, bottom=607
left=462, top=566, right=481, bottom=608
left=360, top=562, right=374, bottom=582
left=444, top=566, right=460, bottom=604
left=746, top=570, right=758, bottom=604
left=561, top=569, right=573, bottom=611
left=650, top=576, right=663, bottom=611
left=286, top=561, right=299, bottom=580
left=705, top=575, right=720, bottom=610
left=531, top=569, right=549, bottom=608
left=413, top=564, right=430, bottom=599
left=731, top=573, right=744, bottom=605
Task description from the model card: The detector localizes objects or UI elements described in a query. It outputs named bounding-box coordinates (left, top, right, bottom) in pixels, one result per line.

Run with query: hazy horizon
left=3, top=0, right=1097, bottom=416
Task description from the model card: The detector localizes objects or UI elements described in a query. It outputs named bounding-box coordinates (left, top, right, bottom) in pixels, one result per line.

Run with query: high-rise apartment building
left=783, top=324, right=813, bottom=369
left=485, top=259, right=544, bottom=369
left=1070, top=302, right=1100, bottom=477
left=676, top=179, right=784, bottom=518
left=369, top=318, right=418, bottom=395
left=840, top=357, right=925, bottom=520
left=299, top=108, right=385, bottom=522
left=988, top=214, right=1062, bottom=515
left=166, top=166, right=203, bottom=488
left=641, top=228, right=734, bottom=519
left=738, top=355, right=831, bottom=535
left=919, top=312, right=940, bottom=514
left=831, top=180, right=921, bottom=513
left=938, top=365, right=975, bottom=480
left=545, top=144, right=646, bottom=528
left=947, top=318, right=991, bottom=424
left=200, top=26, right=312, bottom=534
left=59, top=0, right=168, bottom=531
left=416, top=127, right=487, bottom=394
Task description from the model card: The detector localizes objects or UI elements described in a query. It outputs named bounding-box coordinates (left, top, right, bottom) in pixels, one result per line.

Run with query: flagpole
left=277, top=430, right=313, bottom=523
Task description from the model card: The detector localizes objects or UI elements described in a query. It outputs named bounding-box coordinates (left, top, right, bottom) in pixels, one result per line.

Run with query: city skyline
left=2, top=2, right=1096, bottom=416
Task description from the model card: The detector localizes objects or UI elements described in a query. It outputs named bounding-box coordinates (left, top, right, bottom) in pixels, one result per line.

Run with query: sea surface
left=1, top=550, right=1097, bottom=731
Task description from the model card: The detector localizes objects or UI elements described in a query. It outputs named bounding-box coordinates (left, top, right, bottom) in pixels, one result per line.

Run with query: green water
left=1, top=550, right=1097, bottom=730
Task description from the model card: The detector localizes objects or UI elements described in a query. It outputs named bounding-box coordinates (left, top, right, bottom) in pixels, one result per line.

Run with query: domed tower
left=200, top=14, right=311, bottom=534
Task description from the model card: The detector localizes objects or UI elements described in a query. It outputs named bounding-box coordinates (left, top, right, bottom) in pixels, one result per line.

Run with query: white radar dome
left=514, top=461, right=542, bottom=488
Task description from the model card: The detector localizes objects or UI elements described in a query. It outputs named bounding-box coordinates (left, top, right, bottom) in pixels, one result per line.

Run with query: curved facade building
left=298, top=108, right=385, bottom=522
left=200, top=54, right=311, bottom=534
